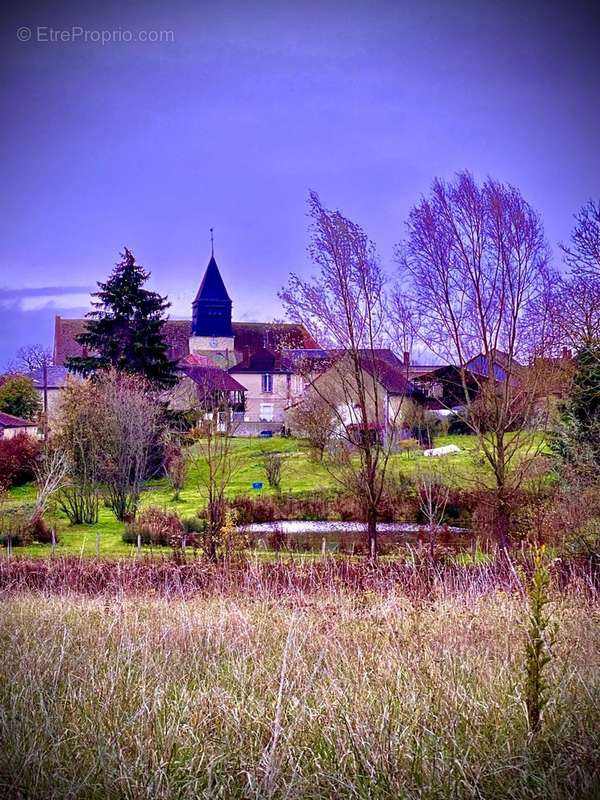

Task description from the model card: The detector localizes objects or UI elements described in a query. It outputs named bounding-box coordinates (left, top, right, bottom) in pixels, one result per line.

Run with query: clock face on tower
left=209, top=336, right=218, bottom=349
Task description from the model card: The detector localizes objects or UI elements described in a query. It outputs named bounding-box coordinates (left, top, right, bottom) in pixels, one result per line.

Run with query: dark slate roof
left=54, top=316, right=318, bottom=365
left=0, top=411, right=38, bottom=429
left=194, top=256, right=231, bottom=303
left=26, top=366, right=72, bottom=389
left=180, top=364, right=245, bottom=393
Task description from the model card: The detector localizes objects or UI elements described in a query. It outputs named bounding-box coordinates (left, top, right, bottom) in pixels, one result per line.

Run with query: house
left=287, top=349, right=426, bottom=442
left=0, top=411, right=40, bottom=440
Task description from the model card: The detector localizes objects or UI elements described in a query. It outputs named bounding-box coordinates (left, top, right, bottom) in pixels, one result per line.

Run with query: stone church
left=53, top=252, right=319, bottom=430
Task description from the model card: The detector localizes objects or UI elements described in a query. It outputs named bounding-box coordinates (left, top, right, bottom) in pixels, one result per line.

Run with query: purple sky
left=1, top=0, right=599, bottom=367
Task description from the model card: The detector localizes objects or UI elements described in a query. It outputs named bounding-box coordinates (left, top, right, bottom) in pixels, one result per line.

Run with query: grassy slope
left=6, top=433, right=548, bottom=558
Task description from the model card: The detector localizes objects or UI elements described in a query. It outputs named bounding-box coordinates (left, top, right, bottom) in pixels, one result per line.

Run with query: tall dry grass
left=0, top=568, right=599, bottom=798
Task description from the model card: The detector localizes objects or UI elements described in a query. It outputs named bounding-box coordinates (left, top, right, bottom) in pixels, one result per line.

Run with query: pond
left=239, top=520, right=469, bottom=554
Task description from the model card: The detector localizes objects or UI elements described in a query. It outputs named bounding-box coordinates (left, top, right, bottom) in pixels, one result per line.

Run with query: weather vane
left=210, top=227, right=214, bottom=257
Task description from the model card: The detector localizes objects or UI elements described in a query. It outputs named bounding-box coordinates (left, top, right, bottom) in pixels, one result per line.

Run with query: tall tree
left=560, top=199, right=600, bottom=278
left=397, top=171, right=554, bottom=548
left=280, top=191, right=402, bottom=560
left=67, top=248, right=178, bottom=388
left=550, top=201, right=600, bottom=348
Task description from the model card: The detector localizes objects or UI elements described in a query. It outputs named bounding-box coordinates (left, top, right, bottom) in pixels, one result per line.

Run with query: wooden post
left=51, top=528, right=56, bottom=556
left=7, top=535, right=12, bottom=560
left=95, top=532, right=100, bottom=558
left=137, top=533, right=141, bottom=557
left=321, top=537, right=327, bottom=556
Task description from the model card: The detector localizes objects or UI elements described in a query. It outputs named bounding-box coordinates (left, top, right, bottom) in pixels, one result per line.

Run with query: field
left=5, top=434, right=547, bottom=558
left=0, top=560, right=598, bottom=800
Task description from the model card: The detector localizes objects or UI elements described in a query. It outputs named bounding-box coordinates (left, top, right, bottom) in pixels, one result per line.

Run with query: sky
left=1, top=0, right=599, bottom=368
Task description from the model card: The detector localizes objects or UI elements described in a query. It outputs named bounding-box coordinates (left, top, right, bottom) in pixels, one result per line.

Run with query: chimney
left=274, top=351, right=282, bottom=369
left=242, top=346, right=250, bottom=367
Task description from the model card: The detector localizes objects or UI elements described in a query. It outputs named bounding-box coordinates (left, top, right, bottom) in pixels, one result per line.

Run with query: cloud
left=0, top=285, right=92, bottom=301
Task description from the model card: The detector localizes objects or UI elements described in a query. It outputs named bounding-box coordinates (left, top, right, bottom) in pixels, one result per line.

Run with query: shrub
left=0, top=433, right=41, bottom=487
left=123, top=506, right=185, bottom=547
left=262, top=452, right=284, bottom=489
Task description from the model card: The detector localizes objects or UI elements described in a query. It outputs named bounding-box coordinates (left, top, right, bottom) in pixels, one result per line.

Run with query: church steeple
left=191, top=247, right=233, bottom=337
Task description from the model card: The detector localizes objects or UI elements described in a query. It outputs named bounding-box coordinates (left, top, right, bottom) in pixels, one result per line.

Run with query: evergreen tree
left=552, top=339, right=600, bottom=474
left=67, top=249, right=178, bottom=388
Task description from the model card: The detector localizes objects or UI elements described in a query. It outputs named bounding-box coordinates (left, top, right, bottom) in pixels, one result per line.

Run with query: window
left=292, top=374, right=304, bottom=396
left=259, top=403, right=274, bottom=422
left=261, top=373, right=273, bottom=393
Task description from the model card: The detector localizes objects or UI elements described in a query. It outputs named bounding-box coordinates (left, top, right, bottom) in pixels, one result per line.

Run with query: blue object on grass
left=252, top=482, right=263, bottom=490
left=259, top=430, right=273, bottom=438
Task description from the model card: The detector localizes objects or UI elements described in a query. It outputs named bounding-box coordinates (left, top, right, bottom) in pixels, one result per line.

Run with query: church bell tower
left=189, top=235, right=235, bottom=363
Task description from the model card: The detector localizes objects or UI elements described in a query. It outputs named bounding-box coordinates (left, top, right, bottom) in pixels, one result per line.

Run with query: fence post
left=95, top=532, right=100, bottom=558
left=7, top=535, right=12, bottom=560
left=51, top=528, right=56, bottom=556
left=321, top=537, right=327, bottom=556
left=137, top=533, right=141, bottom=558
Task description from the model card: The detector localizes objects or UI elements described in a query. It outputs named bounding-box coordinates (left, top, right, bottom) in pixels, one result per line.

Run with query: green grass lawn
left=5, top=433, right=549, bottom=558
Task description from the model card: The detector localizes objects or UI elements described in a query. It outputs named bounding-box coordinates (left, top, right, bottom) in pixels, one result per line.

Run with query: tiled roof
left=54, top=316, right=318, bottom=366
left=180, top=364, right=246, bottom=393
left=0, top=411, right=38, bottom=429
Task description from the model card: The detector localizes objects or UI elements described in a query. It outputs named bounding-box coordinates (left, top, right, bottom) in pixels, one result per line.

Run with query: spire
left=194, top=254, right=231, bottom=303
left=191, top=245, right=233, bottom=338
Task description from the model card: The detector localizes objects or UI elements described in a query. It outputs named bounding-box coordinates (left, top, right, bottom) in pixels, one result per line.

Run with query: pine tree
left=67, top=248, right=178, bottom=388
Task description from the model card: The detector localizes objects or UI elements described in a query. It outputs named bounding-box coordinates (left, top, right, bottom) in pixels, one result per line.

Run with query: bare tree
left=280, top=191, right=404, bottom=560
left=33, top=447, right=70, bottom=523
left=286, top=388, right=337, bottom=460
left=95, top=371, right=163, bottom=521
left=397, top=171, right=555, bottom=548
left=17, top=345, right=53, bottom=442
left=548, top=201, right=600, bottom=349
left=54, top=379, right=102, bottom=524
left=415, top=464, right=450, bottom=559
left=560, top=199, right=600, bottom=278
left=192, top=378, right=242, bottom=561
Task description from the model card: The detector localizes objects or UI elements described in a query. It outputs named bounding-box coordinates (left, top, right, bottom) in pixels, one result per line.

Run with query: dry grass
left=0, top=564, right=599, bottom=799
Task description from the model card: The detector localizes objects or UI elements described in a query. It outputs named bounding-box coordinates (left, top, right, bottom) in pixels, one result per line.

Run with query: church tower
left=189, top=246, right=236, bottom=363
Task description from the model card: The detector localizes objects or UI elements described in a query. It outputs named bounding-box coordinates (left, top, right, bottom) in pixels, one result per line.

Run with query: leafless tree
left=17, top=344, right=53, bottom=441
left=280, top=191, right=404, bottom=559
left=95, top=370, right=163, bottom=521
left=415, top=464, right=450, bottom=559
left=33, top=447, right=70, bottom=523
left=560, top=199, right=600, bottom=278
left=192, top=381, right=242, bottom=561
left=397, top=171, right=556, bottom=548
left=54, top=379, right=102, bottom=524
left=548, top=201, right=600, bottom=349
left=287, top=388, right=337, bottom=460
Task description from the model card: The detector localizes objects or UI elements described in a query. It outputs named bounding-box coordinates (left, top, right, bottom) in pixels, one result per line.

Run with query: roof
left=360, top=355, right=423, bottom=397
left=194, top=256, right=231, bottom=303
left=0, top=411, right=38, bottom=429
left=465, top=350, right=525, bottom=381
left=229, top=347, right=290, bottom=374
left=26, top=365, right=72, bottom=389
left=54, top=317, right=318, bottom=366
left=180, top=364, right=246, bottom=393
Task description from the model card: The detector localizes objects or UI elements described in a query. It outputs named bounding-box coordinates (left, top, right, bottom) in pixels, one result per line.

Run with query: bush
left=0, top=433, right=41, bottom=487
left=123, top=506, right=185, bottom=547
